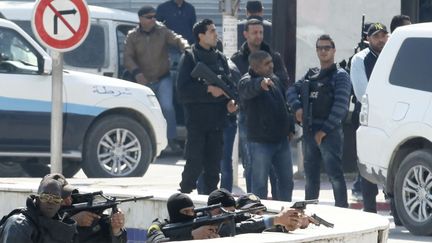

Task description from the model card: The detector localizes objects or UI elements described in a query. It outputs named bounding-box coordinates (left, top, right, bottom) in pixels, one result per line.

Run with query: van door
left=0, top=26, right=52, bottom=151
left=115, top=23, right=136, bottom=79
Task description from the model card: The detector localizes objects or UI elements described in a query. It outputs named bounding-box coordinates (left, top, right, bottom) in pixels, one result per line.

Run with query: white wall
left=296, top=0, right=400, bottom=78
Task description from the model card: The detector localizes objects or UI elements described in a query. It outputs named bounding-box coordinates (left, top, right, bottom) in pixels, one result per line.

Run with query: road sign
left=32, top=0, right=90, bottom=52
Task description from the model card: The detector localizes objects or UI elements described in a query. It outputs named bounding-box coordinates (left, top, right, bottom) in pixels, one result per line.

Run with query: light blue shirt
left=350, top=48, right=370, bottom=100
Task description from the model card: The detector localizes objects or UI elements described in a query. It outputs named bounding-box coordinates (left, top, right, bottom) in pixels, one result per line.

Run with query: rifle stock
left=191, top=62, right=237, bottom=101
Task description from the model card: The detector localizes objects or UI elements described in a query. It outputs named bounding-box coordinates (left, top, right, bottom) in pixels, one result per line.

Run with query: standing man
left=177, top=19, right=237, bottom=194
left=0, top=178, right=77, bottom=242
left=156, top=0, right=196, bottom=45
left=350, top=23, right=389, bottom=213
left=231, top=19, right=288, bottom=198
left=124, top=6, right=189, bottom=153
left=238, top=50, right=294, bottom=201
left=237, top=1, right=272, bottom=49
left=287, top=34, right=351, bottom=208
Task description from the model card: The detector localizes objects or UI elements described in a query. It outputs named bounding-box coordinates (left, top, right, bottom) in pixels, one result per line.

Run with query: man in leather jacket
left=0, top=178, right=77, bottom=243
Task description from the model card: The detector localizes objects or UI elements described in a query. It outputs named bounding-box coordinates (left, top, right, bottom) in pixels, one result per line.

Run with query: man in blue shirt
left=156, top=0, right=196, bottom=45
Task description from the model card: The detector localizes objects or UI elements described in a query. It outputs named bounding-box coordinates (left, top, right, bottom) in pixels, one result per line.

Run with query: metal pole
left=50, top=51, right=63, bottom=173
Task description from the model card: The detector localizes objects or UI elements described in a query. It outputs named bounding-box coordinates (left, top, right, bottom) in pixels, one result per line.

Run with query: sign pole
left=50, top=51, right=63, bottom=173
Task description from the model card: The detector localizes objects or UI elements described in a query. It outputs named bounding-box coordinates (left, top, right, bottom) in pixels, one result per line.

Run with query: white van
left=0, top=1, right=138, bottom=78
left=357, top=23, right=432, bottom=235
left=0, top=18, right=167, bottom=178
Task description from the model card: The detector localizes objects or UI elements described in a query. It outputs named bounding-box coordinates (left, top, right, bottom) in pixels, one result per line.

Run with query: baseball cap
left=42, top=173, right=75, bottom=199
left=367, top=23, right=388, bottom=37
left=236, top=193, right=265, bottom=209
left=207, top=188, right=236, bottom=207
left=37, top=178, right=62, bottom=196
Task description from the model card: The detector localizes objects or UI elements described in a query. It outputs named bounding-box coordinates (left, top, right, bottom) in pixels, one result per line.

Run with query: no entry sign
left=32, top=0, right=90, bottom=52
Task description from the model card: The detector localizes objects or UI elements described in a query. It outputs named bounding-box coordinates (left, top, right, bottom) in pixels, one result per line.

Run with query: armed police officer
left=287, top=34, right=351, bottom=208
left=177, top=19, right=237, bottom=194
left=147, top=193, right=219, bottom=242
left=44, top=173, right=127, bottom=243
left=0, top=178, right=77, bottom=243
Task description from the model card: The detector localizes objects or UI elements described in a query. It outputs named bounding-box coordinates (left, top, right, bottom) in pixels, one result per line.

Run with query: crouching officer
left=147, top=193, right=219, bottom=242
left=287, top=34, right=351, bottom=208
left=44, top=173, right=127, bottom=243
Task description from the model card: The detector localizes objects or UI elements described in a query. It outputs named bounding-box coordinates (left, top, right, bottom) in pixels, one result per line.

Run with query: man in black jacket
left=0, top=178, right=77, bottom=243
left=177, top=19, right=237, bottom=194
left=237, top=1, right=272, bottom=49
left=238, top=50, right=294, bottom=201
left=232, top=18, right=289, bottom=198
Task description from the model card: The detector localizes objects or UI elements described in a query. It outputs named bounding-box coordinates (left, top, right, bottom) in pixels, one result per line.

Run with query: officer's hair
left=193, top=19, right=214, bottom=43
left=245, top=19, right=263, bottom=32
left=316, top=34, right=335, bottom=48
left=248, top=50, right=271, bottom=68
left=390, top=15, right=411, bottom=33
left=246, top=1, right=264, bottom=14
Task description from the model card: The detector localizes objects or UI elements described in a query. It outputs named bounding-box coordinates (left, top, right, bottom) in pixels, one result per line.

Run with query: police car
left=0, top=18, right=167, bottom=178
left=357, top=23, right=432, bottom=235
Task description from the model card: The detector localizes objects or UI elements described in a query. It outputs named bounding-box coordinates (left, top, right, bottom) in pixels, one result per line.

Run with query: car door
left=0, top=26, right=52, bottom=151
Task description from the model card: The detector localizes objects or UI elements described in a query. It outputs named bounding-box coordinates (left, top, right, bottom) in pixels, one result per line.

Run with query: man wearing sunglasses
left=44, top=173, right=127, bottom=243
left=287, top=34, right=351, bottom=208
left=0, top=178, right=77, bottom=242
left=124, top=5, right=189, bottom=154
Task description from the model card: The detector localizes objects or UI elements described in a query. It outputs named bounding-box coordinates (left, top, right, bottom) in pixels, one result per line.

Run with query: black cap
left=167, top=193, right=194, bottom=223
left=138, top=6, right=156, bottom=17
left=207, top=189, right=236, bottom=207
left=246, top=1, right=263, bottom=13
left=42, top=173, right=75, bottom=199
left=236, top=193, right=265, bottom=209
left=37, top=178, right=62, bottom=196
left=367, top=23, right=388, bottom=37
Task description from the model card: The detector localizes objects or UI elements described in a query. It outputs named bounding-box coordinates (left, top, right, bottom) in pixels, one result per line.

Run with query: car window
left=14, top=20, right=107, bottom=69
left=116, top=24, right=135, bottom=78
left=389, top=37, right=432, bottom=92
left=64, top=24, right=106, bottom=68
left=0, top=27, right=39, bottom=74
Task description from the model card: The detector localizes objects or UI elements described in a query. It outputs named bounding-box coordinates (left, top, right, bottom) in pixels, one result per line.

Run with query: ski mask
left=167, top=193, right=195, bottom=223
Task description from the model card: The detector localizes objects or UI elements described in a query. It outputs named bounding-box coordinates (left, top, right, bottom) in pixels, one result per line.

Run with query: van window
left=13, top=20, right=106, bottom=69
left=0, top=27, right=39, bottom=74
left=389, top=37, right=432, bottom=92
left=116, top=24, right=135, bottom=78
left=64, top=24, right=106, bottom=68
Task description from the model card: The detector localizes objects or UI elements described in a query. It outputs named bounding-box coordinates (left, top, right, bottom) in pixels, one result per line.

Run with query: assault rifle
left=162, top=204, right=267, bottom=238
left=191, top=62, right=238, bottom=102
left=290, top=199, right=334, bottom=228
left=60, top=191, right=153, bottom=215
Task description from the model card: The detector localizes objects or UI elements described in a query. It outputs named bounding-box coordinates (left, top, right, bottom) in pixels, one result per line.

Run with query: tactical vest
left=306, top=65, right=337, bottom=119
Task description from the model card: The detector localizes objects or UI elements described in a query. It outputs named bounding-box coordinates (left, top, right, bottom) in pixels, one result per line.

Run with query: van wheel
left=21, top=159, right=81, bottom=178
left=0, top=161, right=25, bottom=177
left=82, top=115, right=152, bottom=178
left=394, top=149, right=432, bottom=235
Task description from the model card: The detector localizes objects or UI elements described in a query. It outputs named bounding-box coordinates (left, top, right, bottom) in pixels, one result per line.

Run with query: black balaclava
left=167, top=193, right=195, bottom=223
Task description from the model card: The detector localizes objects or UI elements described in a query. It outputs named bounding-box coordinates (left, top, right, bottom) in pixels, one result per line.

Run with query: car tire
left=394, top=149, right=432, bottom=236
left=82, top=115, right=153, bottom=178
left=0, top=161, right=25, bottom=177
left=21, top=159, right=81, bottom=178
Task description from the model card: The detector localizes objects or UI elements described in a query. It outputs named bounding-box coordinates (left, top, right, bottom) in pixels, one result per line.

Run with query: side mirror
left=38, top=55, right=52, bottom=74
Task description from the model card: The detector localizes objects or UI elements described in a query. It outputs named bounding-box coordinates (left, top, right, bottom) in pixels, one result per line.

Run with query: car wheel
left=0, top=161, right=25, bottom=177
left=82, top=115, right=153, bottom=178
left=21, top=159, right=82, bottom=178
left=394, top=149, right=432, bottom=235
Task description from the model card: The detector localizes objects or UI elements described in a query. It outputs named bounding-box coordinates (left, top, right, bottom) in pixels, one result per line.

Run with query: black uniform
left=176, top=43, right=233, bottom=194
left=0, top=196, right=78, bottom=243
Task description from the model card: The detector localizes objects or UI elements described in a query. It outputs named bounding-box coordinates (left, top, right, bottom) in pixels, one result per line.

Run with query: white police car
left=0, top=18, right=167, bottom=178
left=357, top=23, right=432, bottom=235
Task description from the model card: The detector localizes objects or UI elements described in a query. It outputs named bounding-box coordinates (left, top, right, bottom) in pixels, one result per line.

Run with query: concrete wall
left=296, top=0, right=400, bottom=77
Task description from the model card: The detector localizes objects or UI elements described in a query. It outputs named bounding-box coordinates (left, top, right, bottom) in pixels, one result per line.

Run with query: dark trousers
left=180, top=126, right=223, bottom=194
left=303, top=128, right=348, bottom=208
left=361, top=176, right=378, bottom=213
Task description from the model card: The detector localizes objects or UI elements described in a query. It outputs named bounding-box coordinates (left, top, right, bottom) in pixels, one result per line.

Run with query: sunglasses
left=142, top=15, right=156, bottom=20
left=39, top=193, right=63, bottom=204
left=316, top=45, right=333, bottom=51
